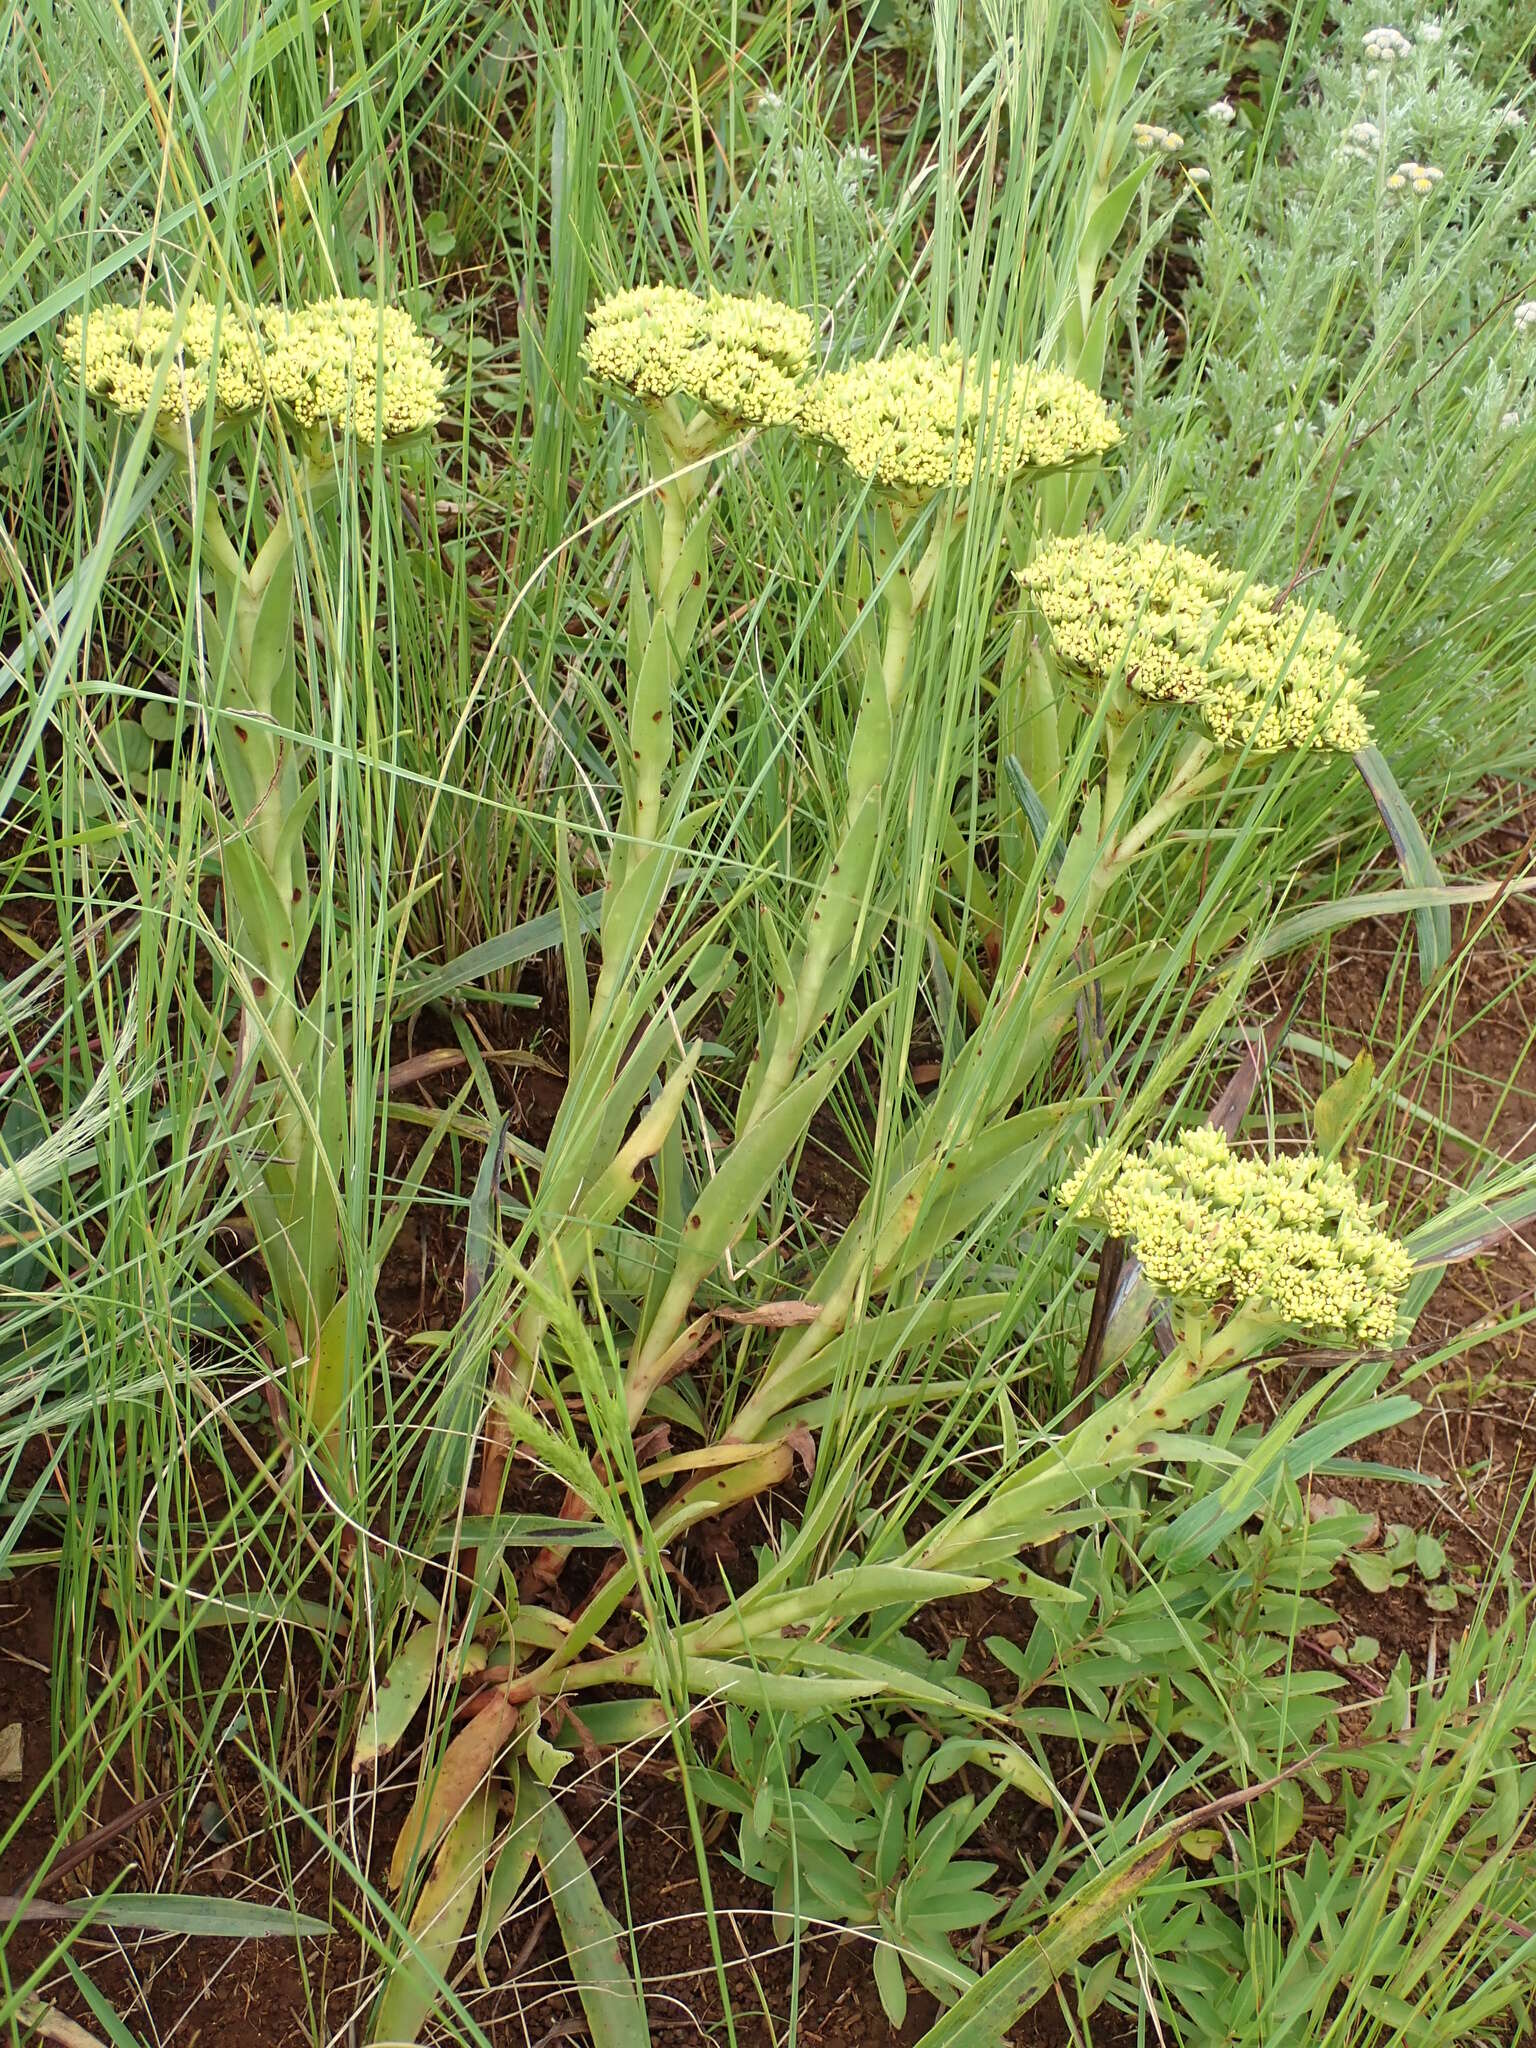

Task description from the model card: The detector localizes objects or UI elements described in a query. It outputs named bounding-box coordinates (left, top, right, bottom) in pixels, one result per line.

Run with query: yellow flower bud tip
left=1059, top=1128, right=1413, bottom=1345
left=59, top=297, right=265, bottom=426
left=582, top=284, right=813, bottom=428
left=259, top=297, right=445, bottom=442
left=799, top=345, right=1120, bottom=499
left=1019, top=532, right=1372, bottom=753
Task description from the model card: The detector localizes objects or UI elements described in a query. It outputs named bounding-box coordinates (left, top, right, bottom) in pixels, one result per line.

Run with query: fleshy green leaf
left=531, top=1784, right=652, bottom=2048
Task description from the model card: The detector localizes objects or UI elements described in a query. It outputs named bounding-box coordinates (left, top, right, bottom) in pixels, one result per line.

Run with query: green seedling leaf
left=1347, top=1552, right=1394, bottom=1595
left=463, top=1114, right=510, bottom=1316
left=241, top=557, right=298, bottom=723
left=371, top=1792, right=495, bottom=2046
left=1253, top=1780, right=1305, bottom=1858
left=1408, top=1179, right=1536, bottom=1267
left=531, top=1783, right=652, bottom=2048
left=388, top=1696, right=519, bottom=1893
left=305, top=1289, right=351, bottom=1446
left=1180, top=1829, right=1224, bottom=1863
left=1354, top=744, right=1450, bottom=980
left=1003, top=753, right=1062, bottom=877
left=400, top=896, right=600, bottom=1015
left=1415, top=1532, right=1447, bottom=1581
left=354, top=1623, right=443, bottom=1775
left=1079, top=155, right=1158, bottom=272
left=1350, top=1636, right=1380, bottom=1664
left=1424, top=1582, right=1458, bottom=1614
left=555, top=806, right=591, bottom=1067
left=1313, top=1051, right=1374, bottom=1160
left=873, top=1938, right=909, bottom=2028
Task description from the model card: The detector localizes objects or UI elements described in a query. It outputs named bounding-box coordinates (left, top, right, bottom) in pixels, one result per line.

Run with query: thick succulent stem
left=202, top=491, right=340, bottom=1364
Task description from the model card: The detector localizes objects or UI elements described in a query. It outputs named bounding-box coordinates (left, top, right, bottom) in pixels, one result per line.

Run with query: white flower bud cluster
left=1338, top=120, right=1382, bottom=162
left=1362, top=24, right=1413, bottom=62
left=1059, top=1127, right=1413, bottom=1345
left=798, top=343, right=1121, bottom=496
left=1205, top=98, right=1236, bottom=126
left=1513, top=302, right=1536, bottom=335
left=59, top=298, right=264, bottom=428
left=259, top=298, right=445, bottom=442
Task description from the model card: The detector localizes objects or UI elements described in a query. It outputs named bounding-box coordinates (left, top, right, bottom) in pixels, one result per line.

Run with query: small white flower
left=755, top=88, right=785, bottom=117
left=1186, top=165, right=1211, bottom=185
left=1205, top=98, right=1236, bottom=125
left=1418, top=16, right=1444, bottom=42
left=1495, top=105, right=1526, bottom=131
left=1132, top=121, right=1183, bottom=153
left=1500, top=410, right=1522, bottom=429
left=1363, top=24, right=1413, bottom=61
left=1515, top=302, right=1536, bottom=334
left=837, top=142, right=880, bottom=197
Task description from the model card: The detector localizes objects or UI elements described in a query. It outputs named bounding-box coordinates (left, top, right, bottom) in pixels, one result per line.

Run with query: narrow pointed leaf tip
left=1021, top=532, right=1371, bottom=752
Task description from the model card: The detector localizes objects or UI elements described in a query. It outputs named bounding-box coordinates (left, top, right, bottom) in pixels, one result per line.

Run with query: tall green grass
left=3, top=0, right=1536, bottom=2041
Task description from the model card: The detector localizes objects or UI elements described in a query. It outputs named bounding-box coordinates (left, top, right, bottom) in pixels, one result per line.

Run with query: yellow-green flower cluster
left=59, top=299, right=264, bottom=428
left=582, top=285, right=813, bottom=427
left=1059, top=1127, right=1412, bottom=1344
left=60, top=294, right=444, bottom=443
left=800, top=343, right=1120, bottom=497
left=260, top=297, right=445, bottom=442
left=1020, top=533, right=1372, bottom=752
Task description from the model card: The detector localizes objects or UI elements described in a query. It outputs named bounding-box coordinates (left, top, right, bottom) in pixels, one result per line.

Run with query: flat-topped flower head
left=1019, top=532, right=1371, bottom=752
left=60, top=298, right=264, bottom=429
left=582, top=285, right=812, bottom=427
left=260, top=298, right=445, bottom=442
left=1060, top=1128, right=1412, bottom=1345
left=799, top=343, right=1119, bottom=499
